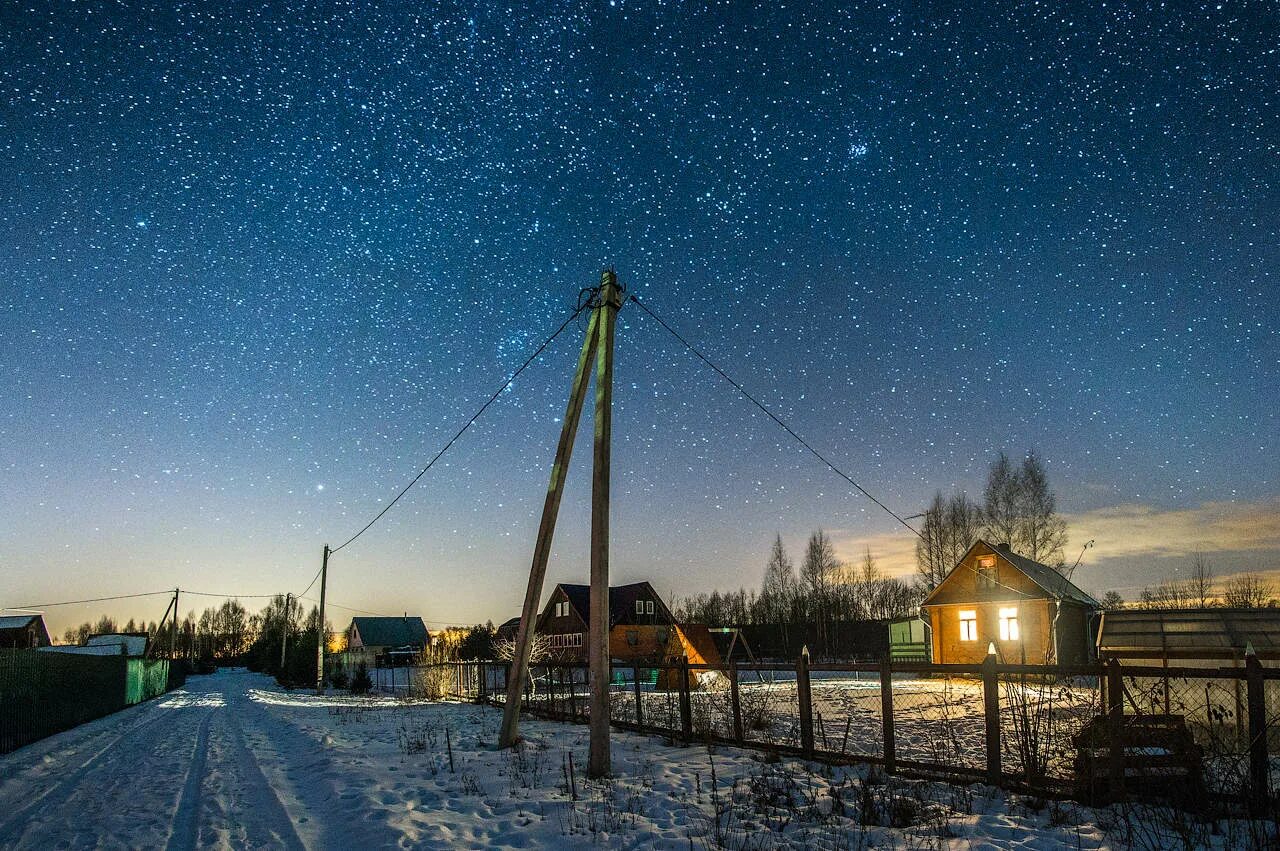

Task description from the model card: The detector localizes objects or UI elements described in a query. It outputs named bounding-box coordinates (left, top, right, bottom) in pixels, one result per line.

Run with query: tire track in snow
left=164, top=709, right=213, bottom=851
left=222, top=711, right=307, bottom=851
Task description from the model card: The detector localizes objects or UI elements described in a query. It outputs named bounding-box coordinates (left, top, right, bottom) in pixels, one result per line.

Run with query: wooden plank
left=498, top=308, right=600, bottom=748
left=880, top=655, right=895, bottom=773
left=797, top=649, right=814, bottom=757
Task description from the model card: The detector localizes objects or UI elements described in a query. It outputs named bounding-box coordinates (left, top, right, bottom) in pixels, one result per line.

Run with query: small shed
left=888, top=616, right=930, bottom=663
left=1097, top=608, right=1280, bottom=667
left=0, top=615, right=50, bottom=649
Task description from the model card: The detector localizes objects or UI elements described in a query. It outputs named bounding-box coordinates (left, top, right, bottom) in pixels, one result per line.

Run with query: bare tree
left=760, top=533, right=796, bottom=626
left=1139, top=579, right=1198, bottom=609
left=1190, top=549, right=1214, bottom=607
left=981, top=451, right=1068, bottom=568
left=493, top=631, right=553, bottom=696
left=800, top=529, right=840, bottom=656
left=1100, top=590, right=1125, bottom=610
left=915, top=491, right=982, bottom=589
left=1222, top=573, right=1273, bottom=608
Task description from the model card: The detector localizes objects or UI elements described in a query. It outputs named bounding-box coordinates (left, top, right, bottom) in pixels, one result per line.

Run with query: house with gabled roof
left=346, top=616, right=430, bottom=667
left=528, top=581, right=723, bottom=683
left=0, top=614, right=50, bottom=649
left=921, top=540, right=1100, bottom=665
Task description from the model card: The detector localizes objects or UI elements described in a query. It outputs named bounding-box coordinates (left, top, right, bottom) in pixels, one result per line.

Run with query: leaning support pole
left=499, top=306, right=601, bottom=748
left=315, top=544, right=330, bottom=694
left=588, top=269, right=621, bottom=778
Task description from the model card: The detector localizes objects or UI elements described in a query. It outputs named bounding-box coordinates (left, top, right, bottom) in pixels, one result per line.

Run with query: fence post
left=730, top=659, right=744, bottom=744
left=1246, top=648, right=1269, bottom=812
left=982, top=647, right=1000, bottom=785
left=678, top=656, right=693, bottom=742
left=880, top=653, right=895, bottom=773
left=797, top=647, right=815, bottom=757
left=633, top=662, right=645, bottom=732
left=1106, top=656, right=1125, bottom=800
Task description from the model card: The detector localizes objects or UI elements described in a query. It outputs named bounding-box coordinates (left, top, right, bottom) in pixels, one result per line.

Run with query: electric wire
left=629, top=293, right=924, bottom=539
left=9, top=590, right=173, bottom=609
left=328, top=302, right=588, bottom=555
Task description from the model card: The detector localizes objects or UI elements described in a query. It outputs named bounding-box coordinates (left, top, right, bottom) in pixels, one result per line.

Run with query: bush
left=351, top=661, right=372, bottom=694
left=329, top=663, right=350, bottom=690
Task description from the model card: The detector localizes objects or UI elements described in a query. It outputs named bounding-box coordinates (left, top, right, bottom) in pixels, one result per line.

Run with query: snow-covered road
left=0, top=670, right=371, bottom=848
left=1, top=668, right=1268, bottom=849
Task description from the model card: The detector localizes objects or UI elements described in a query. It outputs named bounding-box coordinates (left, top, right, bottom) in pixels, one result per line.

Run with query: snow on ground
left=0, top=668, right=1270, bottom=849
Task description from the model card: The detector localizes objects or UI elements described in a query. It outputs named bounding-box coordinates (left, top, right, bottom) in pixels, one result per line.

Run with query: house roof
left=1097, top=608, right=1280, bottom=656
left=553, top=582, right=671, bottom=628
left=922, top=540, right=1099, bottom=608
left=86, top=633, right=149, bottom=656
left=350, top=616, right=429, bottom=648
left=0, top=615, right=40, bottom=631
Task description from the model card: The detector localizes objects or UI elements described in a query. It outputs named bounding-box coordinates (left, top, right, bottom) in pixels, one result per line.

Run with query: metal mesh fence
left=409, top=657, right=1280, bottom=810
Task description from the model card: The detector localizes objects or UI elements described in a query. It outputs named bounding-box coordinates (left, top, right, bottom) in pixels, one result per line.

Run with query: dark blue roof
left=350, top=616, right=429, bottom=648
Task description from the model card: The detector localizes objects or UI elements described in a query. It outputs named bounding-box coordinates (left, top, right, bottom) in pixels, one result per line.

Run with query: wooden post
left=315, top=545, right=329, bottom=694
left=880, top=654, right=895, bottom=773
left=982, top=647, right=1001, bottom=784
left=678, top=655, right=693, bottom=742
left=1106, top=656, right=1125, bottom=799
left=1246, top=649, right=1268, bottom=812
left=730, top=659, right=744, bottom=743
left=499, top=307, right=601, bottom=748
left=169, top=588, right=180, bottom=660
left=797, top=647, right=814, bottom=757
left=633, top=662, right=645, bottom=731
left=280, top=593, right=291, bottom=670
left=588, top=270, right=621, bottom=777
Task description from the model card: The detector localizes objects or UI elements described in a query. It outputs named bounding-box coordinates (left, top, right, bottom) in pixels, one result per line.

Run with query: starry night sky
left=3, top=1, right=1277, bottom=631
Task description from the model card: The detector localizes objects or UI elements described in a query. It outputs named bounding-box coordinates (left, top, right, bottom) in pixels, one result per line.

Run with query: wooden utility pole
left=588, top=270, right=620, bottom=777
left=281, top=593, right=292, bottom=670
left=170, top=588, right=180, bottom=660
left=315, top=545, right=330, bottom=694
left=499, top=270, right=623, bottom=772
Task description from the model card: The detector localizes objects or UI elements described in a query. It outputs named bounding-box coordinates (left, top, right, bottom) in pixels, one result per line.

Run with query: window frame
left=958, top=609, right=978, bottom=642
left=998, top=607, right=1020, bottom=642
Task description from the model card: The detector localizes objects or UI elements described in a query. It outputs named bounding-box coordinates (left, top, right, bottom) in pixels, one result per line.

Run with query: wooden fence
left=406, top=653, right=1280, bottom=812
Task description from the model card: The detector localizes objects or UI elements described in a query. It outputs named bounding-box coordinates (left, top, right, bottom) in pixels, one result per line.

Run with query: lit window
left=999, top=608, right=1020, bottom=641
left=646, top=601, right=654, bottom=615
left=959, top=610, right=977, bottom=641
left=976, top=555, right=997, bottom=589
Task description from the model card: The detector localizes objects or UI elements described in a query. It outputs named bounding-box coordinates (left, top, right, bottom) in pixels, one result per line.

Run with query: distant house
left=1097, top=608, right=1280, bottom=668
left=921, top=540, right=1099, bottom=665
left=346, top=616, right=430, bottom=667
left=41, top=632, right=149, bottom=657
left=0, top=615, right=50, bottom=649
left=533, top=582, right=723, bottom=684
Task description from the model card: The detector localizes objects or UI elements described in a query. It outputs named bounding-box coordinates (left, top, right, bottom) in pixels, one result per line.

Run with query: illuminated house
left=921, top=541, right=1099, bottom=665
left=534, top=582, right=722, bottom=679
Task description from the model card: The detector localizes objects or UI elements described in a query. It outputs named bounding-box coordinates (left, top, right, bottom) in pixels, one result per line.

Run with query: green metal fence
left=0, top=650, right=171, bottom=754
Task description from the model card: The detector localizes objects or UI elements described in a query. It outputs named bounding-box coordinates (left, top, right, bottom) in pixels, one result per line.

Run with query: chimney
left=996, top=542, right=1011, bottom=552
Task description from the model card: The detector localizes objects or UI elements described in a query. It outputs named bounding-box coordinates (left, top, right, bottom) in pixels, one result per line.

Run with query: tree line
left=59, top=596, right=335, bottom=686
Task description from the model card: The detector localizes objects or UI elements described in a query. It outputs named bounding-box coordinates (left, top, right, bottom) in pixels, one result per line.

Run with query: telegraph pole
left=315, top=545, right=330, bottom=694
left=170, top=587, right=180, bottom=660
left=499, top=270, right=623, bottom=768
left=281, top=592, right=292, bottom=670
left=588, top=270, right=620, bottom=777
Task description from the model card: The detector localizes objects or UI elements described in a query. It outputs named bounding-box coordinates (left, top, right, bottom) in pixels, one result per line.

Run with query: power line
left=297, top=566, right=323, bottom=599
left=629, top=293, right=923, bottom=540
left=181, top=590, right=282, bottom=600
left=8, top=590, right=173, bottom=609
left=329, top=302, right=588, bottom=555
